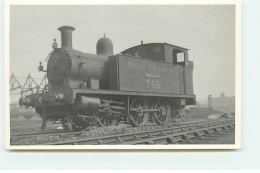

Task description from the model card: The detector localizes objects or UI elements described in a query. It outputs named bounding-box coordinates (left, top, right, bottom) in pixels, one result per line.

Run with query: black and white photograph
left=5, top=0, right=241, bottom=149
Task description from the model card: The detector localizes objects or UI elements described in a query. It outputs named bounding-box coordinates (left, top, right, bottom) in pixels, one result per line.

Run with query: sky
left=9, top=5, right=235, bottom=100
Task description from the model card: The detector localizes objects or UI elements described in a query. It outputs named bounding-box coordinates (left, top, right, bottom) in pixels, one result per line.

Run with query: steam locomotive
left=19, top=26, right=196, bottom=130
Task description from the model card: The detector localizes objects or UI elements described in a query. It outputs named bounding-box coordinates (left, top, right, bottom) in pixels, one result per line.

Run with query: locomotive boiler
left=19, top=26, right=196, bottom=130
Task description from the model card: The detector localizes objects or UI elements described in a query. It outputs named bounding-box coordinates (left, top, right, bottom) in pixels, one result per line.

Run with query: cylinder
left=80, top=96, right=101, bottom=113
left=58, top=26, right=75, bottom=49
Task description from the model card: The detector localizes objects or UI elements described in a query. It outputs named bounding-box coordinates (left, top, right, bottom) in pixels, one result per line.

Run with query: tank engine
left=19, top=26, right=196, bottom=130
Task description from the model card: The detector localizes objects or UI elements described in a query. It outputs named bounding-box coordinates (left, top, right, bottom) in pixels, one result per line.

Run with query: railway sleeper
left=166, top=136, right=183, bottom=144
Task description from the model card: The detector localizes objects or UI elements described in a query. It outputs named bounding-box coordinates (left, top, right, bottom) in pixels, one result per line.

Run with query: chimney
left=58, top=26, right=75, bottom=49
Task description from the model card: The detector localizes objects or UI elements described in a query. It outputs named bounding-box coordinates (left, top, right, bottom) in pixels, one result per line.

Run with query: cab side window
left=177, top=52, right=185, bottom=63
left=173, top=49, right=185, bottom=65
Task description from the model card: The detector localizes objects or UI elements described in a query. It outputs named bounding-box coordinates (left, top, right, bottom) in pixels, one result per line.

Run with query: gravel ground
left=10, top=121, right=174, bottom=145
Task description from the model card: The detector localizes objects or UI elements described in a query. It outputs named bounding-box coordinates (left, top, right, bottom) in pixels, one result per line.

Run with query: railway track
left=46, top=119, right=235, bottom=145
left=10, top=118, right=229, bottom=141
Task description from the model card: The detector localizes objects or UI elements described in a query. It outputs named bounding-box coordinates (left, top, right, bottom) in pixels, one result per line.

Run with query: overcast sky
left=9, top=5, right=235, bottom=100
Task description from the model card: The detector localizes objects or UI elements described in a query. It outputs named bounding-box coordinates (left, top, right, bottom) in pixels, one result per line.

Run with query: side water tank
left=96, top=34, right=114, bottom=56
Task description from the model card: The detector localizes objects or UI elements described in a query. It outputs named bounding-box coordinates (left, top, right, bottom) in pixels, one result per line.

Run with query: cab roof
left=121, top=42, right=189, bottom=54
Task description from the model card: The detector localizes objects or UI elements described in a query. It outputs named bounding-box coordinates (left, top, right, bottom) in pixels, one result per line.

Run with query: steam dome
left=96, top=35, right=113, bottom=56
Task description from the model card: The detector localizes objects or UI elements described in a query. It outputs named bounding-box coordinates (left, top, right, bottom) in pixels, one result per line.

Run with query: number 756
left=145, top=79, right=160, bottom=89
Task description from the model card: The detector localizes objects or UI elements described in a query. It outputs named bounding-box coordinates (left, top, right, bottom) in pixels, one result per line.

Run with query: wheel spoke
left=100, top=116, right=105, bottom=120
left=130, top=108, right=138, bottom=112
left=162, top=115, right=166, bottom=122
left=138, top=116, right=141, bottom=124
